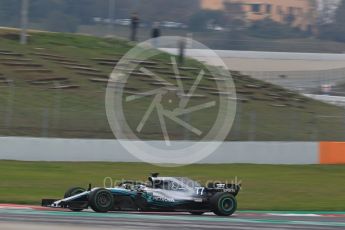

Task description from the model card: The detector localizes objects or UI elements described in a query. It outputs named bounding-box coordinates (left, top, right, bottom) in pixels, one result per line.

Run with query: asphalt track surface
left=1, top=204, right=345, bottom=230
left=160, top=48, right=345, bottom=71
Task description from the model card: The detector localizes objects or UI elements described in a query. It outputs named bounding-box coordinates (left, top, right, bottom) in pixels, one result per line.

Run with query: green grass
left=1, top=28, right=345, bottom=141
left=0, top=161, right=345, bottom=211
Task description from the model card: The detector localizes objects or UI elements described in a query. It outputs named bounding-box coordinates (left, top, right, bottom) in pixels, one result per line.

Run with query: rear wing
left=207, top=183, right=241, bottom=196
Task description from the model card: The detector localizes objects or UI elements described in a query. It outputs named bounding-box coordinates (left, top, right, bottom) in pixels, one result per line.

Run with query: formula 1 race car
left=42, top=173, right=241, bottom=216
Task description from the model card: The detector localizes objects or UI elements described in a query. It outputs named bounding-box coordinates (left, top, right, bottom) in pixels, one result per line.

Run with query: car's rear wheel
left=210, top=193, right=237, bottom=216
left=89, top=188, right=114, bottom=213
left=64, top=187, right=86, bottom=212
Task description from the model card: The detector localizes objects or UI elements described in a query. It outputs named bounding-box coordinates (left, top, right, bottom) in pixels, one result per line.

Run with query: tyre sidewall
left=89, top=188, right=114, bottom=213
left=211, top=193, right=237, bottom=216
left=64, top=187, right=86, bottom=212
left=64, top=187, right=85, bottom=198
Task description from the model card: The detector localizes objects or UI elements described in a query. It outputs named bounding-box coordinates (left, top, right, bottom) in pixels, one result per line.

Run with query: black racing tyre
left=190, top=212, right=205, bottom=215
left=64, top=187, right=86, bottom=212
left=210, top=193, right=237, bottom=216
left=89, top=188, right=114, bottom=213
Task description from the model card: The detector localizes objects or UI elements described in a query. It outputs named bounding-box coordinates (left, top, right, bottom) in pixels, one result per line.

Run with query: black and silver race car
left=42, top=173, right=241, bottom=216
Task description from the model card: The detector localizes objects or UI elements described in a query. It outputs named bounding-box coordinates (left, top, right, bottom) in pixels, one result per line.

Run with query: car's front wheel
left=210, top=193, right=237, bottom=216
left=89, top=188, right=114, bottom=213
left=64, top=187, right=86, bottom=212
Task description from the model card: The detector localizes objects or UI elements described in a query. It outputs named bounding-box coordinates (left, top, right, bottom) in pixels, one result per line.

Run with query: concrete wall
left=0, top=137, right=319, bottom=164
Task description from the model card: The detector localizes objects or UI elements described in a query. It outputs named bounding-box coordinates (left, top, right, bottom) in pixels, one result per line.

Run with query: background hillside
left=1, top=29, right=345, bottom=141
